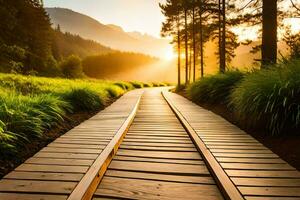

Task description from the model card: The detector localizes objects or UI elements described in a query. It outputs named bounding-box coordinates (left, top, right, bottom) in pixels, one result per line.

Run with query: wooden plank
left=245, top=197, right=300, bottom=200
left=123, top=138, right=192, bottom=144
left=216, top=157, right=285, bottom=164
left=0, top=180, right=76, bottom=194
left=207, top=145, right=267, bottom=150
left=49, top=143, right=106, bottom=149
left=41, top=147, right=102, bottom=154
left=232, top=177, right=300, bottom=187
left=221, top=163, right=294, bottom=170
left=114, top=155, right=204, bottom=165
left=238, top=186, right=300, bottom=197
left=35, top=152, right=98, bottom=159
left=95, top=177, right=223, bottom=200
left=108, top=160, right=209, bottom=175
left=0, top=193, right=67, bottom=200
left=105, top=170, right=215, bottom=184
left=4, top=171, right=83, bottom=181
left=117, top=149, right=201, bottom=160
left=124, top=135, right=189, bottom=141
left=16, top=164, right=88, bottom=173
left=26, top=157, right=94, bottom=166
left=210, top=149, right=273, bottom=154
left=120, top=144, right=196, bottom=152
left=121, top=141, right=194, bottom=147
left=226, top=170, right=300, bottom=178
left=214, top=153, right=278, bottom=158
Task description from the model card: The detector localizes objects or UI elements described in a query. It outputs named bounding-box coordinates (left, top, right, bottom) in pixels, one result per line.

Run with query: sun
left=164, top=49, right=176, bottom=61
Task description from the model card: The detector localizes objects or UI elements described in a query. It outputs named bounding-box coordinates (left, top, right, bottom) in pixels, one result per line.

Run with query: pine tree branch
left=238, top=0, right=256, bottom=12
left=290, top=0, right=300, bottom=13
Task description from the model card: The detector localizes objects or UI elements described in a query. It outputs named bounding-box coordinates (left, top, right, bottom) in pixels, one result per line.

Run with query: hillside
left=51, top=29, right=114, bottom=60
left=45, top=8, right=171, bottom=58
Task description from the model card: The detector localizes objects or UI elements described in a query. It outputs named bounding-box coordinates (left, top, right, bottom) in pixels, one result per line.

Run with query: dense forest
left=0, top=0, right=157, bottom=79
left=160, top=0, right=300, bottom=85
left=82, top=52, right=158, bottom=79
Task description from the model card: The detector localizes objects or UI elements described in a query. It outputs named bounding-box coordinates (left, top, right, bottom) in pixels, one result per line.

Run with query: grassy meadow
left=0, top=73, right=167, bottom=156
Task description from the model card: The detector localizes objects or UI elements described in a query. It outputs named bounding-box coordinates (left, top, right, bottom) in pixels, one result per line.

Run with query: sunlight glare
left=164, top=49, right=176, bottom=61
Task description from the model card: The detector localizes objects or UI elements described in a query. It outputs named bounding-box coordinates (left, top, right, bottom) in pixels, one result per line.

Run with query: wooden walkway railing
left=0, top=87, right=299, bottom=200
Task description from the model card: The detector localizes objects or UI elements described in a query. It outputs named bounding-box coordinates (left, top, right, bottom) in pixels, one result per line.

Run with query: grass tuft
left=230, top=60, right=300, bottom=135
left=187, top=71, right=244, bottom=105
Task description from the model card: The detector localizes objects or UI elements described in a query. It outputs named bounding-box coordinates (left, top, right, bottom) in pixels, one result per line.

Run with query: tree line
left=160, top=0, right=300, bottom=86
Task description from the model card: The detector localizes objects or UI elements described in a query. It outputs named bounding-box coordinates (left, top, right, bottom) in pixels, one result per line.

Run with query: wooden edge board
left=67, top=92, right=143, bottom=200
left=162, top=91, right=244, bottom=200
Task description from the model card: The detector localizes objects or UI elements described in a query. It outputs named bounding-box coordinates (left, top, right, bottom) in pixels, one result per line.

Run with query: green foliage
left=175, top=84, right=186, bottom=92
left=63, top=88, right=103, bottom=112
left=187, top=71, right=244, bottom=104
left=114, top=81, right=134, bottom=90
left=283, top=27, right=300, bottom=59
left=82, top=52, right=157, bottom=79
left=0, top=44, right=26, bottom=73
left=152, top=82, right=168, bottom=87
left=60, top=55, right=84, bottom=78
left=106, top=86, right=126, bottom=98
left=143, top=83, right=153, bottom=87
left=0, top=120, right=16, bottom=155
left=0, top=0, right=52, bottom=74
left=41, top=56, right=61, bottom=77
left=130, top=81, right=144, bottom=88
left=231, top=60, right=300, bottom=135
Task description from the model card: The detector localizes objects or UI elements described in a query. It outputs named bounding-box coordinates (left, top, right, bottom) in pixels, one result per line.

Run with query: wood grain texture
left=95, top=177, right=223, bottom=200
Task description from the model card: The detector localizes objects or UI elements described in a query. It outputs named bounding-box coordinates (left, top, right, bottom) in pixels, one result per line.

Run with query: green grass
left=231, top=60, right=300, bottom=135
left=130, top=81, right=144, bottom=88
left=0, top=73, right=148, bottom=156
left=187, top=71, right=244, bottom=105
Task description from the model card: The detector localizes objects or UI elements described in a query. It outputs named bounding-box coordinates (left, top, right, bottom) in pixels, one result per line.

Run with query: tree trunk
left=262, top=0, right=277, bottom=66
left=189, top=45, right=192, bottom=81
left=177, top=16, right=181, bottom=86
left=220, top=0, right=226, bottom=73
left=218, top=0, right=223, bottom=73
left=192, top=3, right=196, bottom=82
left=184, top=9, right=189, bottom=84
left=199, top=0, right=204, bottom=78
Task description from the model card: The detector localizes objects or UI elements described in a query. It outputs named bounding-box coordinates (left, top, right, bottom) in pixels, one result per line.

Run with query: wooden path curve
left=0, top=88, right=299, bottom=200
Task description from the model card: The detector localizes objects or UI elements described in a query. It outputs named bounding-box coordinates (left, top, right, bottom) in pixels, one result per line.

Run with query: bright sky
left=44, top=0, right=166, bottom=38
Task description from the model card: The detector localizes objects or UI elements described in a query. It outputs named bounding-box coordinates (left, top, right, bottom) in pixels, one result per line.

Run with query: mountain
left=45, top=8, right=171, bottom=58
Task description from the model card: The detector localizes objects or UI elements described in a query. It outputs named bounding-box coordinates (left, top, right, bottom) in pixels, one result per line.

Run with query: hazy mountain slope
left=46, top=8, right=170, bottom=58
left=52, top=29, right=114, bottom=60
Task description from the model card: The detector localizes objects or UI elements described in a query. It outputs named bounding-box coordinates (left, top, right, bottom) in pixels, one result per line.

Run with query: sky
left=44, top=0, right=166, bottom=38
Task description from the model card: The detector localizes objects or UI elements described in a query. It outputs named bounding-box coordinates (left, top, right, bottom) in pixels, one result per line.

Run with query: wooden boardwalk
left=163, top=91, right=300, bottom=200
left=93, top=89, right=223, bottom=200
left=0, top=88, right=299, bottom=200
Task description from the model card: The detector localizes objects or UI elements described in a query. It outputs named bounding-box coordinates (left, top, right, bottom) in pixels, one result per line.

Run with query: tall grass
left=0, top=73, right=141, bottom=156
left=187, top=71, right=244, bottom=104
left=187, top=60, right=300, bottom=135
left=231, top=60, right=300, bottom=135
